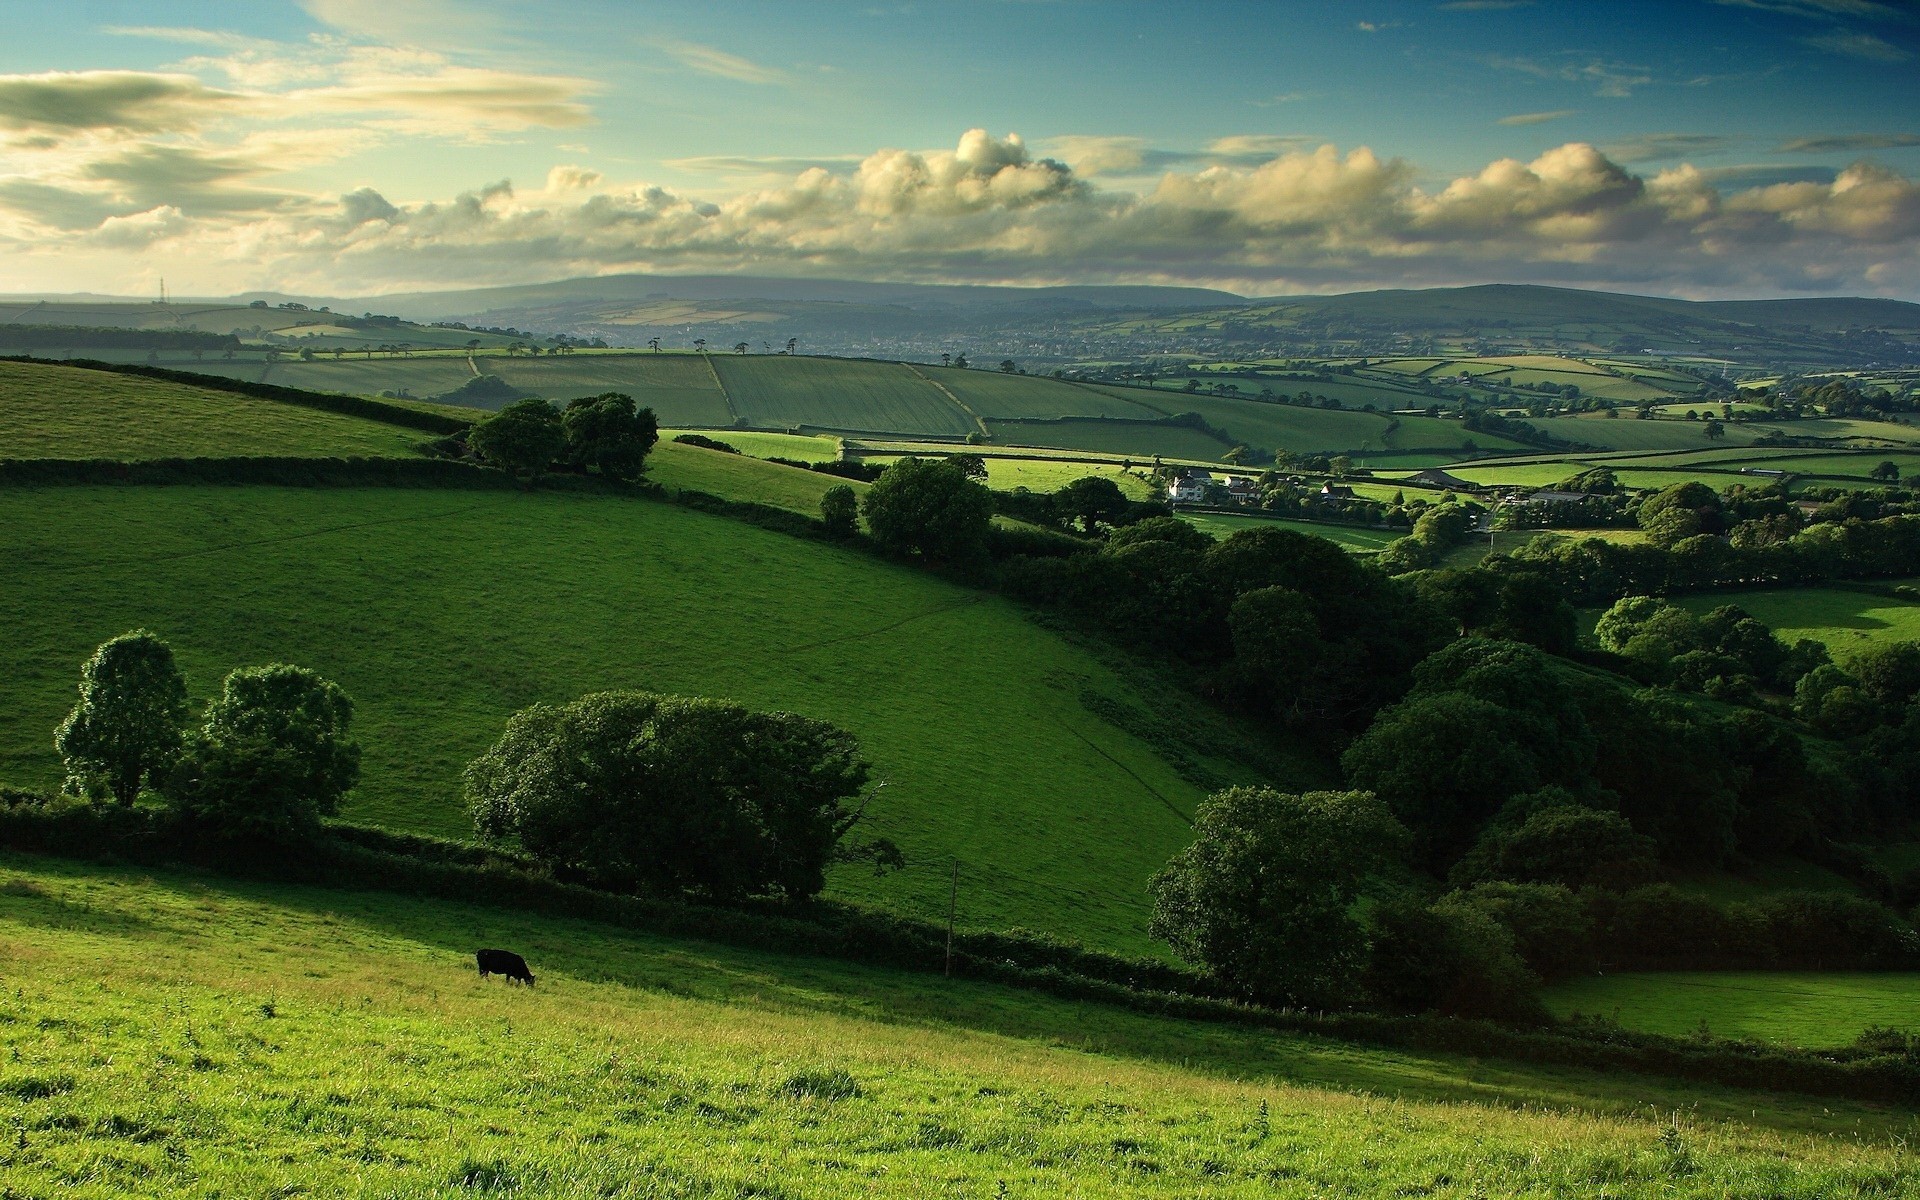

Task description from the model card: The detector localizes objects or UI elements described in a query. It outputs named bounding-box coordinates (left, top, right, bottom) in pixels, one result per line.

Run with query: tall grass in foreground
left=0, top=855, right=1914, bottom=1198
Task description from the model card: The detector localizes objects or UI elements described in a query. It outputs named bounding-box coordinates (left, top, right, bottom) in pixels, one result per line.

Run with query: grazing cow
left=476, top=948, right=536, bottom=986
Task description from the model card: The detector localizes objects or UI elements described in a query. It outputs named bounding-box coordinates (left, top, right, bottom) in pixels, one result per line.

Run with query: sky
left=0, top=0, right=1915, bottom=300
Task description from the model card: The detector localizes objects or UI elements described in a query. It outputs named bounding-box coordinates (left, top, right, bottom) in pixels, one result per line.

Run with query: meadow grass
left=985, top=419, right=1231, bottom=460
left=674, top=430, right=844, bottom=462
left=647, top=441, right=863, bottom=515
left=0, top=853, right=1914, bottom=1198
left=0, top=361, right=427, bottom=460
left=0, top=484, right=1283, bottom=953
left=1544, top=971, right=1920, bottom=1048
left=927, top=368, right=1164, bottom=421
left=1178, top=513, right=1400, bottom=551
left=1673, top=587, right=1920, bottom=653
left=712, top=357, right=975, bottom=437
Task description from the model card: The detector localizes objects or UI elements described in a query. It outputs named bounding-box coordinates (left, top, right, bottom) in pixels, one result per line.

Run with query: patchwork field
left=1544, top=971, right=1920, bottom=1048
left=0, top=361, right=427, bottom=460
left=0, top=484, right=1283, bottom=954
left=712, top=356, right=975, bottom=436
left=0, top=856, right=1907, bottom=1197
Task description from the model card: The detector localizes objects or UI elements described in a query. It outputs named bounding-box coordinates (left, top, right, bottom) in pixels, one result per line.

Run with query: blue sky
left=0, top=0, right=1914, bottom=297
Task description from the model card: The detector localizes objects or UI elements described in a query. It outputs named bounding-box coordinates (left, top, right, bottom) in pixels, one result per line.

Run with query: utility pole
left=944, top=858, right=960, bottom=977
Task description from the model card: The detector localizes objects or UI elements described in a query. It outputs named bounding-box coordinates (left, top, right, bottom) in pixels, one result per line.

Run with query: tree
left=648, top=338, right=661, bottom=353
left=465, top=691, right=871, bottom=900
left=163, top=664, right=360, bottom=840
left=860, top=457, right=994, bottom=562
left=1450, top=796, right=1657, bottom=891
left=734, top=342, right=749, bottom=354
left=1703, top=418, right=1725, bottom=441
left=693, top=338, right=707, bottom=353
left=1053, top=475, right=1129, bottom=533
left=562, top=392, right=659, bottom=480
left=952, top=354, right=968, bottom=369
left=468, top=397, right=565, bottom=477
left=940, top=353, right=951, bottom=367
left=1148, top=787, right=1405, bottom=1006
left=55, top=630, right=189, bottom=806
left=998, top=359, right=1017, bottom=374
left=785, top=338, right=797, bottom=355
left=820, top=484, right=859, bottom=538
left=1872, top=461, right=1900, bottom=483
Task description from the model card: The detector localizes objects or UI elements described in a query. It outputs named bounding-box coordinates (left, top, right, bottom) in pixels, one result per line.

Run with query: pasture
left=0, top=856, right=1909, bottom=1197
left=1673, top=587, right=1920, bottom=654
left=648, top=440, right=863, bottom=515
left=1178, top=513, right=1401, bottom=551
left=0, top=484, right=1262, bottom=953
left=1544, top=971, right=1920, bottom=1048
left=0, top=361, right=427, bottom=460
left=712, top=356, right=975, bottom=437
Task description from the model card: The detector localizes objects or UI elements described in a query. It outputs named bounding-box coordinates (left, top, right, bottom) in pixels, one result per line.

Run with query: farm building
left=1167, top=469, right=1214, bottom=504
left=1407, top=468, right=1481, bottom=492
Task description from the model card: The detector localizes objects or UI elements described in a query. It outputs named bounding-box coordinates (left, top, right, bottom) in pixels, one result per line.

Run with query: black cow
left=476, top=948, right=536, bottom=986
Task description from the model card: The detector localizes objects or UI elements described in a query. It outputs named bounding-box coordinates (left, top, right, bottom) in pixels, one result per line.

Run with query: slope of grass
left=986, top=419, right=1232, bottom=460
left=1544, top=971, right=1920, bottom=1048
left=675, top=429, right=843, bottom=462
left=0, top=484, right=1266, bottom=953
left=1673, top=587, right=1920, bottom=653
left=0, top=361, right=427, bottom=460
left=932, top=369, right=1164, bottom=420
left=0, top=854, right=1911, bottom=1199
left=1179, top=513, right=1400, bottom=550
left=647, top=441, right=861, bottom=515
left=714, top=356, right=974, bottom=436
left=489, top=355, right=734, bottom=423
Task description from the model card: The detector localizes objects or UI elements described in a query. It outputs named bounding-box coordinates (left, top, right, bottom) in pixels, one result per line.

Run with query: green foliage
left=560, top=392, right=658, bottom=480
left=53, top=630, right=189, bottom=806
left=1437, top=882, right=1593, bottom=982
left=819, top=483, right=859, bottom=538
left=1451, top=798, right=1659, bottom=891
left=1053, top=475, right=1131, bottom=533
left=466, top=690, right=870, bottom=901
left=1149, top=787, right=1406, bottom=1006
left=467, top=397, right=565, bottom=476
left=860, top=456, right=994, bottom=562
left=1361, top=895, right=1544, bottom=1021
left=163, top=664, right=360, bottom=840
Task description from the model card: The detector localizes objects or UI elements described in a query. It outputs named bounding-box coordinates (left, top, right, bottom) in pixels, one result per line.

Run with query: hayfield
left=0, top=483, right=1266, bottom=952
left=0, top=855, right=1911, bottom=1198
left=1544, top=971, right=1920, bottom=1048
left=0, top=360, right=427, bottom=460
left=712, top=356, right=974, bottom=436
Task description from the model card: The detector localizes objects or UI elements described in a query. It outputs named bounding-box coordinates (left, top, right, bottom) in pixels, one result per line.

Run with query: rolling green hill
left=0, top=360, right=430, bottom=460
left=0, top=482, right=1300, bottom=955
left=0, top=854, right=1903, bottom=1197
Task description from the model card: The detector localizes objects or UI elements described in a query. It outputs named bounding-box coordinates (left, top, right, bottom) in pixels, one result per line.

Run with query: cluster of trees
left=466, top=393, right=659, bottom=481
left=0, top=325, right=239, bottom=352
left=52, top=632, right=359, bottom=840
left=465, top=690, right=882, bottom=901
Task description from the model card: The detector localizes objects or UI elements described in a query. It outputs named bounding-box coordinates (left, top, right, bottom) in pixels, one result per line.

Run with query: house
left=1319, top=483, right=1356, bottom=501
left=1225, top=476, right=1261, bottom=503
left=1522, top=490, right=1590, bottom=505
left=1166, top=469, right=1214, bottom=504
left=1407, top=468, right=1480, bottom=492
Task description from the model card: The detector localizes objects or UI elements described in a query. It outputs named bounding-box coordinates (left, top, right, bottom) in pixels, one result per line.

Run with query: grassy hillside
left=1544, top=971, right=1920, bottom=1048
left=648, top=440, right=863, bottom=515
left=0, top=484, right=1294, bottom=954
left=0, top=855, right=1910, bottom=1198
left=712, top=356, right=976, bottom=436
left=1673, top=587, right=1920, bottom=653
left=0, top=361, right=428, bottom=460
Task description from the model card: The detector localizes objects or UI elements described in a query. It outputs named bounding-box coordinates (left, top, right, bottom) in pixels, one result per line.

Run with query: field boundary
left=904, top=363, right=991, bottom=439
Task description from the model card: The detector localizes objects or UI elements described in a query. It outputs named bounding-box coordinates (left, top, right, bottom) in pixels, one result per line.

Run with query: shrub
left=1757, top=890, right=1920, bottom=970
left=54, top=630, right=189, bottom=806
left=860, top=457, right=994, bottom=563
left=1435, top=882, right=1594, bottom=982
left=162, top=664, right=360, bottom=840
left=468, top=397, right=565, bottom=477
left=1451, top=801, right=1658, bottom=891
left=465, top=691, right=871, bottom=901
left=1149, top=787, right=1405, bottom=1006
left=561, top=392, right=658, bottom=480
left=820, top=484, right=859, bottom=539
left=1361, top=896, right=1545, bottom=1022
left=672, top=433, right=739, bottom=453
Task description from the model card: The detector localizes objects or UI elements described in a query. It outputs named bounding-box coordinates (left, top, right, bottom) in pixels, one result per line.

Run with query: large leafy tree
left=860, top=457, right=994, bottom=562
left=55, top=630, right=189, bottom=806
left=466, top=691, right=871, bottom=900
left=1053, top=475, right=1130, bottom=534
left=468, top=396, right=565, bottom=477
left=163, top=664, right=361, bottom=839
left=562, top=392, right=659, bottom=480
left=1149, top=787, right=1405, bottom=1006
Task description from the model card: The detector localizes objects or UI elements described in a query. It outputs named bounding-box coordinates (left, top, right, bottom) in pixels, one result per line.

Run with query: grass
left=674, top=430, right=844, bottom=462
left=647, top=441, right=862, bottom=516
left=1544, top=971, right=1920, bottom=1048
left=712, top=356, right=975, bottom=437
left=986, top=419, right=1232, bottom=460
left=1178, top=513, right=1401, bottom=551
left=929, top=369, right=1164, bottom=420
left=0, top=484, right=1279, bottom=954
left=1672, top=588, right=1920, bottom=653
left=0, top=361, right=428, bottom=460
left=0, top=854, right=1914, bottom=1198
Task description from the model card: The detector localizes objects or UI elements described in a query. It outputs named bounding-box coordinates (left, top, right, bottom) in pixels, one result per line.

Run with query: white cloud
left=647, top=39, right=789, bottom=86
left=0, top=71, right=241, bottom=134
left=1802, top=30, right=1912, bottom=59
left=1498, top=110, right=1577, bottom=126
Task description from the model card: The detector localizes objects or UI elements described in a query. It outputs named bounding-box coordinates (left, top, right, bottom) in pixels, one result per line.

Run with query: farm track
left=700, top=353, right=742, bottom=424
left=904, top=364, right=991, bottom=438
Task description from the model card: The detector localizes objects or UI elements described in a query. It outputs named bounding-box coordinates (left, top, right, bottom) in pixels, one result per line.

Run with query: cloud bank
left=2, top=100, right=1917, bottom=297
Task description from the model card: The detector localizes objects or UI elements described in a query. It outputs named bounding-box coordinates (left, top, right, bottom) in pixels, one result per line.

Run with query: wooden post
left=944, top=857, right=960, bottom=977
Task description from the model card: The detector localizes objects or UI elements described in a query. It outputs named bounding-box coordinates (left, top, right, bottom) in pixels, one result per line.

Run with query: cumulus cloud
left=5, top=129, right=1919, bottom=298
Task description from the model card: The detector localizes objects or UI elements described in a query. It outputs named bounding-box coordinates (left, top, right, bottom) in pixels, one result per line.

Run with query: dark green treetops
left=55, top=629, right=189, bottom=805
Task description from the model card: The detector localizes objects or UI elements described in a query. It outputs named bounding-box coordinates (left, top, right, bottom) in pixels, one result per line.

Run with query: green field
left=713, top=356, right=975, bottom=437
left=0, top=361, right=427, bottom=460
left=0, top=856, right=1907, bottom=1197
left=930, top=368, right=1164, bottom=420
left=1673, top=588, right=1920, bottom=653
left=1179, top=513, right=1401, bottom=551
left=0, top=484, right=1271, bottom=954
left=676, top=429, right=843, bottom=462
left=986, top=418, right=1232, bottom=460
left=1544, top=971, right=1920, bottom=1048
left=649, top=441, right=862, bottom=515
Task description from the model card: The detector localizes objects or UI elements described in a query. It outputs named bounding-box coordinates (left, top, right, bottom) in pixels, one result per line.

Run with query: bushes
left=465, top=691, right=871, bottom=901
left=861, top=457, right=994, bottom=563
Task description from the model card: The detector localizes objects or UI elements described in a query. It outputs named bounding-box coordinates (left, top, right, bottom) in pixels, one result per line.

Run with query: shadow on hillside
left=0, top=849, right=1898, bottom=1136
